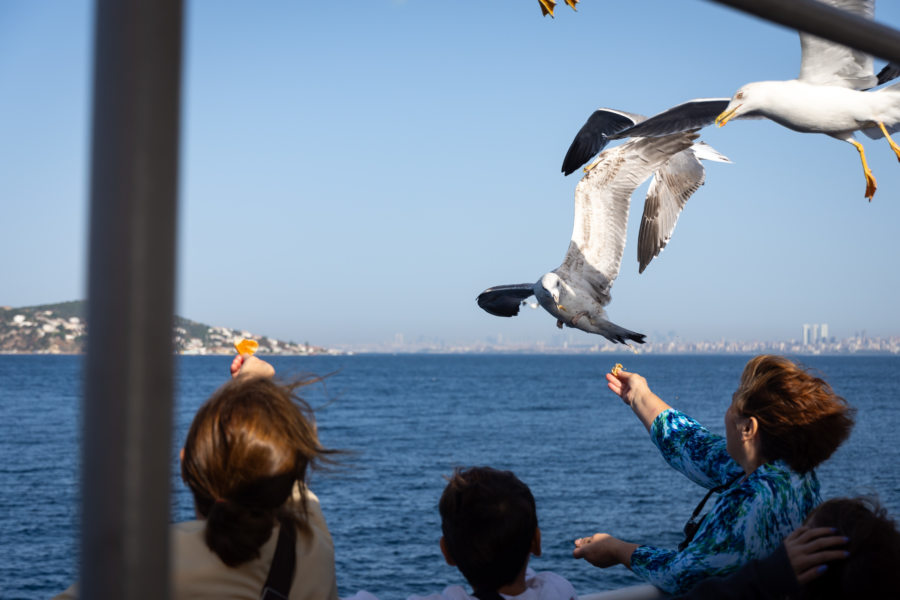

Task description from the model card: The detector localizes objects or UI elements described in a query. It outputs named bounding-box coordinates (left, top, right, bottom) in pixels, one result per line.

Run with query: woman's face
left=724, top=400, right=744, bottom=464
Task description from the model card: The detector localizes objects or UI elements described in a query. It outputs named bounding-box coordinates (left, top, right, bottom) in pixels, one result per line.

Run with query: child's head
left=438, top=466, right=540, bottom=592
left=801, top=496, right=900, bottom=599
left=180, top=375, right=332, bottom=566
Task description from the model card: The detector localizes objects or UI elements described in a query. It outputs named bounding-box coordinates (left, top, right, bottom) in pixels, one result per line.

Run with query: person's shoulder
left=170, top=519, right=207, bottom=553
left=732, top=462, right=814, bottom=507
left=406, top=585, right=471, bottom=600
left=750, top=461, right=808, bottom=492
left=524, top=569, right=578, bottom=599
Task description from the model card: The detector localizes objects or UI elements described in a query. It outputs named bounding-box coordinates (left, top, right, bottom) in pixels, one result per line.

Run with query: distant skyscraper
left=802, top=322, right=829, bottom=345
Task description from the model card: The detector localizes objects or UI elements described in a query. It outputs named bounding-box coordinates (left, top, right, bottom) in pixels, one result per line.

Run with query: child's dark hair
left=439, top=466, right=538, bottom=592
left=180, top=375, right=338, bottom=567
left=801, top=496, right=900, bottom=599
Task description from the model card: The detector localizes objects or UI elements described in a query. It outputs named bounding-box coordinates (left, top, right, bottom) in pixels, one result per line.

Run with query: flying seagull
left=715, top=0, right=900, bottom=200
left=476, top=131, right=700, bottom=345
left=539, top=0, right=578, bottom=18
left=569, top=0, right=900, bottom=201
left=562, top=106, right=731, bottom=272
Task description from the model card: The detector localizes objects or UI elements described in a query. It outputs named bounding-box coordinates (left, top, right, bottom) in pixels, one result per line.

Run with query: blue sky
left=2, top=0, right=900, bottom=348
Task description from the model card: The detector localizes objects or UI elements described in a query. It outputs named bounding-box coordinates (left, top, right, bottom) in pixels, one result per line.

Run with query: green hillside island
left=0, top=301, right=335, bottom=355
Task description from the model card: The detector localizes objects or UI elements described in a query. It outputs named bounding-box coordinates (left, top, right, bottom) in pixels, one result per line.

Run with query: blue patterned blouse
left=629, top=409, right=821, bottom=594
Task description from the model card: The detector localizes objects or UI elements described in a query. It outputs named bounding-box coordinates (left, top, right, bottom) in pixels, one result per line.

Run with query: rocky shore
left=0, top=301, right=338, bottom=355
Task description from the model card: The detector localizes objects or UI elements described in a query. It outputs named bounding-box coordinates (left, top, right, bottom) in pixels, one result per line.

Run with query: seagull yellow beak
left=557, top=304, right=566, bottom=312
left=715, top=104, right=741, bottom=127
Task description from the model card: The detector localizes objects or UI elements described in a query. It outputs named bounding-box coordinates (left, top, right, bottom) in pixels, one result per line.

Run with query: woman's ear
left=531, top=527, right=542, bottom=557
left=179, top=447, right=184, bottom=462
left=439, top=537, right=456, bottom=566
left=742, top=416, right=760, bottom=441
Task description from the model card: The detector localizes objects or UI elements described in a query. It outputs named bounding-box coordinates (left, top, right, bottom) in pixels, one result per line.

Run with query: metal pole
left=82, top=1, right=183, bottom=598
left=706, top=0, right=900, bottom=66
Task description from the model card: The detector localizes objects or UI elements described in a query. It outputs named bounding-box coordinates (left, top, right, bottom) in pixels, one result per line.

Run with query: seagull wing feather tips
left=476, top=284, right=535, bottom=317
left=561, top=109, right=643, bottom=175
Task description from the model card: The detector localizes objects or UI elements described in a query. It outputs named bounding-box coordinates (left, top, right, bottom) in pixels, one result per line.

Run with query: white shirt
left=343, top=568, right=577, bottom=600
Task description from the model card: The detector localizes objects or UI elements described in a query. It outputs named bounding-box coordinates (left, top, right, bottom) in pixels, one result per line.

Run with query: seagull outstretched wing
left=798, top=0, right=876, bottom=89
left=476, top=284, right=535, bottom=317
left=638, top=142, right=731, bottom=273
left=558, top=131, right=700, bottom=302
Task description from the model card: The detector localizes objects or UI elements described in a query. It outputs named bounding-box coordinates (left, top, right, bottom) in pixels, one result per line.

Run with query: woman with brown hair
left=56, top=354, right=339, bottom=600
left=572, top=355, right=855, bottom=595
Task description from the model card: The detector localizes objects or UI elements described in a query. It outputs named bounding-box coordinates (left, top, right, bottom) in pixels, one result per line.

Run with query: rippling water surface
left=2, top=354, right=898, bottom=599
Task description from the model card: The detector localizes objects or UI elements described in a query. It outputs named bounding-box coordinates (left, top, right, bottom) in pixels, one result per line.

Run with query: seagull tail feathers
left=600, top=321, right=646, bottom=345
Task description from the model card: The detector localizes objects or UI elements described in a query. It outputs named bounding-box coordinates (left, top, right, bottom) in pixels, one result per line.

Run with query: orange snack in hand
left=611, top=363, right=623, bottom=377
left=234, top=338, right=259, bottom=356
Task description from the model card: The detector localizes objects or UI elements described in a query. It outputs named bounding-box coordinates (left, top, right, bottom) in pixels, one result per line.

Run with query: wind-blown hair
left=731, top=355, right=854, bottom=473
left=180, top=375, right=337, bottom=567
left=439, top=467, right=537, bottom=592
left=802, top=496, right=900, bottom=599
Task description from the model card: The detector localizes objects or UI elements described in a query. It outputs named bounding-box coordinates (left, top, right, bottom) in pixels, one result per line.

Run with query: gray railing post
left=81, top=1, right=183, bottom=598
left=706, top=0, right=900, bottom=65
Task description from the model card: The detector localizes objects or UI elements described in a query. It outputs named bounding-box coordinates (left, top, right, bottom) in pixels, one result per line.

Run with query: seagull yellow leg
left=878, top=122, right=900, bottom=162
left=565, top=0, right=579, bottom=10
left=539, top=0, right=556, bottom=17
left=850, top=139, right=877, bottom=201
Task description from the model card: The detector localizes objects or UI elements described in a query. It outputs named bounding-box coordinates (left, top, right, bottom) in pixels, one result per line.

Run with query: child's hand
left=230, top=354, right=275, bottom=379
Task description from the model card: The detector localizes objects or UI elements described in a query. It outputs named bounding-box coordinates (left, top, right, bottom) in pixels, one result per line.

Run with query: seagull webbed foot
left=556, top=319, right=564, bottom=329
left=850, top=139, right=878, bottom=201
left=865, top=170, right=878, bottom=201
left=539, top=0, right=556, bottom=17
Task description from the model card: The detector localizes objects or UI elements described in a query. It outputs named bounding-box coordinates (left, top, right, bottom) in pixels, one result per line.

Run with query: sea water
left=2, top=354, right=899, bottom=599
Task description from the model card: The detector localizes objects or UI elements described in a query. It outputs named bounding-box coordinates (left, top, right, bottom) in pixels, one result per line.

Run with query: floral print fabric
left=629, top=409, right=820, bottom=594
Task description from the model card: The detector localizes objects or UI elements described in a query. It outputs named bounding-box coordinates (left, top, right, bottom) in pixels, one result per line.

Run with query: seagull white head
left=716, top=83, right=765, bottom=127
left=539, top=272, right=564, bottom=309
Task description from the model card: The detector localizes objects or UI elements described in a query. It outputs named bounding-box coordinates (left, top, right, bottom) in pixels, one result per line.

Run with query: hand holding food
left=234, top=338, right=259, bottom=356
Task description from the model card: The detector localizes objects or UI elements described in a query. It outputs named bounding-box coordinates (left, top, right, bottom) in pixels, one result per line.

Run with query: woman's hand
left=606, top=370, right=650, bottom=407
left=784, top=526, right=849, bottom=584
left=230, top=354, right=276, bottom=379
left=573, top=533, right=638, bottom=569
left=606, top=370, right=671, bottom=432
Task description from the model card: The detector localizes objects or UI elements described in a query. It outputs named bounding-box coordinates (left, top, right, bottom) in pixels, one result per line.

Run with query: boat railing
left=578, top=584, right=667, bottom=600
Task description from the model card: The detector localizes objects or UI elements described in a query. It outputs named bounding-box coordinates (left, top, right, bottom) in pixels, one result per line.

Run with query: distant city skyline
left=3, top=1, right=900, bottom=347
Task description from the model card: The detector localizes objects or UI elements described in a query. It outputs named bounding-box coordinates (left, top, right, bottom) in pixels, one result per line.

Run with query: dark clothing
left=675, top=544, right=800, bottom=600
